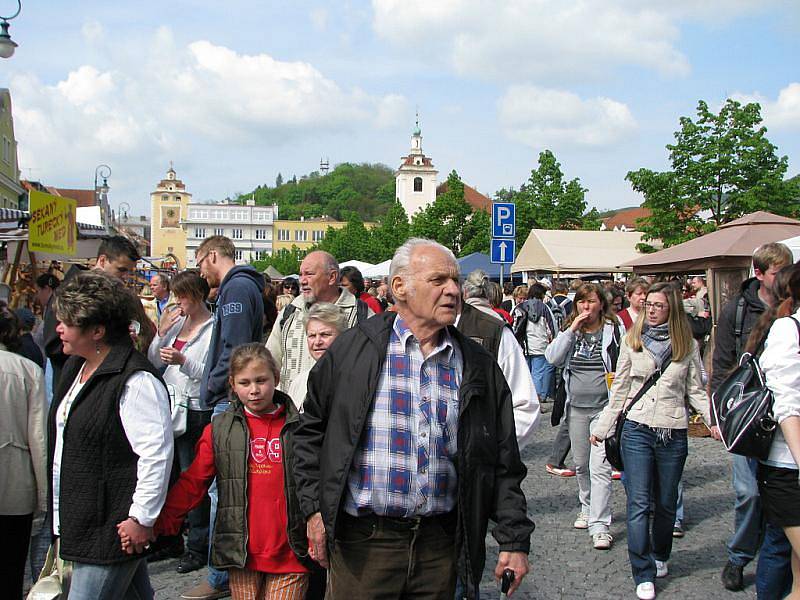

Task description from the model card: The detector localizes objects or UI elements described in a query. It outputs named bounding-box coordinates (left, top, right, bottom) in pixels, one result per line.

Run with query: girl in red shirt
left=128, top=344, right=310, bottom=600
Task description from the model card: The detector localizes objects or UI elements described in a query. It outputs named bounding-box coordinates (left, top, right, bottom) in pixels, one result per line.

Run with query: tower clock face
left=161, top=205, right=180, bottom=228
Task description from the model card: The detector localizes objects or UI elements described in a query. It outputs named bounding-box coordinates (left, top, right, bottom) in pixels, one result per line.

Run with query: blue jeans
left=207, top=401, right=230, bottom=591
left=70, top=558, right=153, bottom=600
left=728, top=454, right=763, bottom=566
left=755, top=522, right=792, bottom=599
left=621, top=421, right=688, bottom=585
left=528, top=355, right=554, bottom=400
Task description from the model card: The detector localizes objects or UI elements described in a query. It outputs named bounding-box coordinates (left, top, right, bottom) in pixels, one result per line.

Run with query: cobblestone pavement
left=149, top=416, right=759, bottom=600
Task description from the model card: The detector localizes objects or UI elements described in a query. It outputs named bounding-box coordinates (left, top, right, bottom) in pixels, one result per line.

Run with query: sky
left=2, top=0, right=799, bottom=217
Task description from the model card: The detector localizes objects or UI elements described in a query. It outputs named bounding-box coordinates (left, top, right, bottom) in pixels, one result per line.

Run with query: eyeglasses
left=644, top=301, right=667, bottom=311
left=196, top=250, right=214, bottom=268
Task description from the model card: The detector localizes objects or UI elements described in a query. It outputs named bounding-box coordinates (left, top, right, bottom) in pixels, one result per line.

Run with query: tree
left=410, top=170, right=490, bottom=257
left=251, top=247, right=305, bottom=276
left=508, top=150, right=596, bottom=247
left=370, top=201, right=410, bottom=261
left=315, top=216, right=381, bottom=263
left=629, top=99, right=800, bottom=248
left=275, top=172, right=283, bottom=187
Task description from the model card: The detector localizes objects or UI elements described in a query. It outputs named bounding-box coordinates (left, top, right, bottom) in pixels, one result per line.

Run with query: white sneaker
left=573, top=513, right=589, bottom=529
left=636, top=581, right=656, bottom=600
left=592, top=532, right=613, bottom=549
left=655, top=560, right=668, bottom=578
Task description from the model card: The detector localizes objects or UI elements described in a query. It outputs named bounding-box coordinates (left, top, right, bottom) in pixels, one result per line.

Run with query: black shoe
left=721, top=561, right=744, bottom=591
left=176, top=552, right=206, bottom=574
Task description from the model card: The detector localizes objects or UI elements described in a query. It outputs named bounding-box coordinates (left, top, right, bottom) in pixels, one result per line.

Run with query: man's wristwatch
left=128, top=515, right=141, bottom=525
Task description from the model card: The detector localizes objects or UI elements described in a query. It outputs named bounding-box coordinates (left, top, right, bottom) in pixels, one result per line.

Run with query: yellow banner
left=29, top=190, right=77, bottom=255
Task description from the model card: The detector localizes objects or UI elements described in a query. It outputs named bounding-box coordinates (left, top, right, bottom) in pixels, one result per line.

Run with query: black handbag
left=711, top=317, right=800, bottom=459
left=550, top=370, right=567, bottom=427
left=604, top=355, right=672, bottom=471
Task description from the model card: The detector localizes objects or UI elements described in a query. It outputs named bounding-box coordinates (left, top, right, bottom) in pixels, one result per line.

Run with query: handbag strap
left=621, top=353, right=673, bottom=418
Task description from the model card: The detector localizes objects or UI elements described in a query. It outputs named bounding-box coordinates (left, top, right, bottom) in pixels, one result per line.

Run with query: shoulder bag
left=605, top=354, right=672, bottom=471
left=27, top=539, right=72, bottom=600
left=712, top=316, right=800, bottom=459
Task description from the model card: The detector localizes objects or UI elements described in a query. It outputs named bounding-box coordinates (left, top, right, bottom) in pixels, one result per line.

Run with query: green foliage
left=251, top=247, right=306, bottom=276
left=241, top=163, right=396, bottom=221
left=410, top=170, right=490, bottom=257
left=500, top=150, right=598, bottom=248
left=630, top=99, right=799, bottom=247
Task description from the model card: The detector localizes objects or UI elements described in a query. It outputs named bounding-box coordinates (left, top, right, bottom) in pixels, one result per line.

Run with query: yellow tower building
left=150, top=164, right=191, bottom=266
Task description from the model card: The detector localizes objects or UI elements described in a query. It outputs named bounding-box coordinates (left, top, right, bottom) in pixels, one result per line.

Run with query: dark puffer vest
left=457, top=302, right=504, bottom=359
left=210, top=391, right=309, bottom=569
left=47, top=343, right=166, bottom=564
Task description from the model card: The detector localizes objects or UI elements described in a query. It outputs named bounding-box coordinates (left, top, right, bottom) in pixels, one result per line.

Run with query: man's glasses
left=196, top=250, right=215, bottom=268
left=644, top=301, right=667, bottom=311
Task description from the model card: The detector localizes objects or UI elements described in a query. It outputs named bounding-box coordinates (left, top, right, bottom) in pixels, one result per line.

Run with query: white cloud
left=498, top=85, right=637, bottom=148
left=81, top=20, right=104, bottom=43
left=372, top=0, right=690, bottom=81
left=11, top=28, right=405, bottom=193
left=310, top=8, right=329, bottom=31
left=733, top=83, right=800, bottom=131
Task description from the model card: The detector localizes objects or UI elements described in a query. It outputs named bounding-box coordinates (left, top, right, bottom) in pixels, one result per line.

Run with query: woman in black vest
left=48, top=272, right=173, bottom=600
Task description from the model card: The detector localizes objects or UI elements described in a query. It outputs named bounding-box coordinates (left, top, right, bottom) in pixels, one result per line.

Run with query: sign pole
left=500, top=263, right=504, bottom=287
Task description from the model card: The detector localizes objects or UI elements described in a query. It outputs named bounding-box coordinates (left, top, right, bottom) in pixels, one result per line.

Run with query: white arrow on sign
left=498, top=240, right=508, bottom=262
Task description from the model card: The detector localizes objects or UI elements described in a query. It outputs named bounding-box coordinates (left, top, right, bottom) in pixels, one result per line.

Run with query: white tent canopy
left=512, top=229, right=648, bottom=274
left=339, top=259, right=374, bottom=273
left=363, top=259, right=391, bottom=278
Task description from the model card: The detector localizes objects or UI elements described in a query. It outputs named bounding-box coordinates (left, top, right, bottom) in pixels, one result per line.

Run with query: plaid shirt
left=344, top=316, right=463, bottom=517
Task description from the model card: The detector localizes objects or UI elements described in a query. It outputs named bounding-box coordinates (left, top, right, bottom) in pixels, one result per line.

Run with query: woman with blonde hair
left=590, top=281, right=719, bottom=600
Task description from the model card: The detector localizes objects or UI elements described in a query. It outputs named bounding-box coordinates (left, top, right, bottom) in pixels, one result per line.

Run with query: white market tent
left=363, top=259, right=391, bottom=278
left=511, top=229, right=648, bottom=274
left=339, top=259, right=374, bottom=273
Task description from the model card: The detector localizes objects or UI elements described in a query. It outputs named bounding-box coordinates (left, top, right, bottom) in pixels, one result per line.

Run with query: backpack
left=279, top=299, right=369, bottom=331
left=549, top=295, right=570, bottom=333
left=712, top=316, right=800, bottom=459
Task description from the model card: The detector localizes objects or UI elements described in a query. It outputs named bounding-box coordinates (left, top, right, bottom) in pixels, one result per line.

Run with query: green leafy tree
left=509, top=150, right=596, bottom=247
left=371, top=201, right=410, bottom=261
left=251, top=247, right=306, bottom=276
left=275, top=172, right=283, bottom=187
left=316, top=216, right=378, bottom=263
left=629, top=99, right=800, bottom=248
left=410, top=171, right=490, bottom=257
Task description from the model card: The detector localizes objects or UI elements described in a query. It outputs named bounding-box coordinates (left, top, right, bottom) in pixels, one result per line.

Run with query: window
left=162, top=194, right=168, bottom=202
left=232, top=228, right=243, bottom=239
left=278, top=229, right=290, bottom=241
left=295, top=229, right=308, bottom=242
left=255, top=228, right=270, bottom=240
left=312, top=230, right=325, bottom=242
left=234, top=250, right=243, bottom=261
left=190, top=209, right=209, bottom=220
left=211, top=209, right=225, bottom=220
left=413, top=177, right=423, bottom=192
left=3, top=137, right=11, bottom=164
left=214, top=227, right=224, bottom=236
left=176, top=196, right=181, bottom=202
left=255, top=250, right=269, bottom=261
left=194, top=227, right=206, bottom=239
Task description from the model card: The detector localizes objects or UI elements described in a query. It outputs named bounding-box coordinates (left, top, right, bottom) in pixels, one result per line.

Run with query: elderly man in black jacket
left=293, top=238, right=533, bottom=600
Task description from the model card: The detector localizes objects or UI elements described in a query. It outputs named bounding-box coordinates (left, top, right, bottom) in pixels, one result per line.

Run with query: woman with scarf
left=589, top=281, right=718, bottom=600
left=544, top=283, right=621, bottom=551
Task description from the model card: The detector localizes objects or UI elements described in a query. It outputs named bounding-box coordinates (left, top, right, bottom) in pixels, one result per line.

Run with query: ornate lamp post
left=0, top=0, right=21, bottom=59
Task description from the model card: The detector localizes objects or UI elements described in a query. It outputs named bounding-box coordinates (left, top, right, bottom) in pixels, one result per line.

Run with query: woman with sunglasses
left=282, top=278, right=300, bottom=298
left=590, top=282, right=719, bottom=600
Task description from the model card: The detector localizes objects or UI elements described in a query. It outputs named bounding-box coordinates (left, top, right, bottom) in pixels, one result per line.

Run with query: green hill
left=238, top=162, right=396, bottom=221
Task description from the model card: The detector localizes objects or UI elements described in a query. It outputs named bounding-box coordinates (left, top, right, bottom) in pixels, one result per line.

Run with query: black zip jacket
left=293, top=312, right=534, bottom=595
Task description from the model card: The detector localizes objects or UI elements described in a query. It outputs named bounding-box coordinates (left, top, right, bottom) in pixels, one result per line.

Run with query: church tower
left=150, top=163, right=192, bottom=267
left=395, top=114, right=438, bottom=217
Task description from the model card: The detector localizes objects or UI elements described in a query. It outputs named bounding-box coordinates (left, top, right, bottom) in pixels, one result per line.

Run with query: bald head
left=299, top=251, right=341, bottom=305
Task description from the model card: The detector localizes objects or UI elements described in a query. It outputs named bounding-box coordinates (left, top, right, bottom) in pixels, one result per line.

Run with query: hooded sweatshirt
left=201, top=265, right=265, bottom=407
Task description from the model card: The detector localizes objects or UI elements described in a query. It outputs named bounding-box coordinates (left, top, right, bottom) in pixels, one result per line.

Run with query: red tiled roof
left=51, top=187, right=97, bottom=208
left=436, top=182, right=492, bottom=212
left=158, top=179, right=185, bottom=189
left=602, top=207, right=651, bottom=230
left=401, top=156, right=434, bottom=167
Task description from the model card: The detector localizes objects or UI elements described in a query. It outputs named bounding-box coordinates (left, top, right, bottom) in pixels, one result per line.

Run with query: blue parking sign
left=491, top=238, right=515, bottom=264
left=492, top=202, right=515, bottom=238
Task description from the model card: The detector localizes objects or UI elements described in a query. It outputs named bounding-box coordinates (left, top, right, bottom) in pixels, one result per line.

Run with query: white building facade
left=395, top=119, right=438, bottom=217
left=184, top=199, right=278, bottom=266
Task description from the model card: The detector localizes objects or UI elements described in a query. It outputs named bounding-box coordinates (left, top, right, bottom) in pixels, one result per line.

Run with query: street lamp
left=0, top=0, right=21, bottom=59
left=94, top=164, right=111, bottom=203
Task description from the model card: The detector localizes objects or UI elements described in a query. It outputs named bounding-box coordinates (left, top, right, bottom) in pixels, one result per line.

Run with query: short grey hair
left=303, top=250, right=340, bottom=282
left=463, top=269, right=491, bottom=300
left=389, top=238, right=458, bottom=283
left=304, top=301, right=348, bottom=333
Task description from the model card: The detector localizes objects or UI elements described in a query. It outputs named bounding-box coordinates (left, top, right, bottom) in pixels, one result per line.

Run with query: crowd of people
left=1, top=234, right=799, bottom=600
